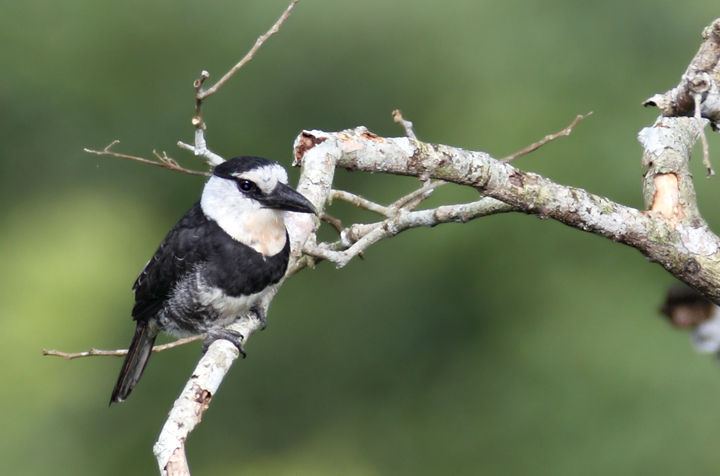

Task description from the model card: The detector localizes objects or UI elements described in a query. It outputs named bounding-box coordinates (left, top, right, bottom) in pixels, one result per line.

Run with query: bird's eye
left=238, top=180, right=255, bottom=192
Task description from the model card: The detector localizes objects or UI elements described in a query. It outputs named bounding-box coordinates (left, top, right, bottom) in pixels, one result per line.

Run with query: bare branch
left=643, top=19, right=720, bottom=129
left=191, top=70, right=210, bottom=130
left=392, top=109, right=418, bottom=140
left=197, top=0, right=299, bottom=102
left=292, top=118, right=720, bottom=307
left=329, top=190, right=391, bottom=216
left=389, top=179, right=446, bottom=211
left=501, top=113, right=592, bottom=162
left=177, top=129, right=225, bottom=167
left=77, top=15, right=720, bottom=476
left=693, top=93, right=714, bottom=176
left=85, top=141, right=210, bottom=176
left=303, top=197, right=513, bottom=268
left=153, top=309, right=268, bottom=476
left=189, top=0, right=299, bottom=134
left=42, top=336, right=205, bottom=360
left=320, top=213, right=344, bottom=234
left=329, top=179, right=446, bottom=220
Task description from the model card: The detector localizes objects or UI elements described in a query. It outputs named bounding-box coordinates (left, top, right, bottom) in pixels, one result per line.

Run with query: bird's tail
left=110, top=320, right=157, bottom=404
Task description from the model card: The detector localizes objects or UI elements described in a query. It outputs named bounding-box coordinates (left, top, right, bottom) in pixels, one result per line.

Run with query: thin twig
left=303, top=197, right=514, bottom=268
left=329, top=180, right=446, bottom=218
left=390, top=180, right=446, bottom=211
left=392, top=109, right=417, bottom=140
left=85, top=141, right=210, bottom=176
left=329, top=190, right=391, bottom=216
left=192, top=71, right=211, bottom=130
left=42, top=336, right=205, bottom=360
left=501, top=112, right=592, bottom=162
left=693, top=93, right=714, bottom=177
left=320, top=213, right=344, bottom=234
left=197, top=0, right=299, bottom=102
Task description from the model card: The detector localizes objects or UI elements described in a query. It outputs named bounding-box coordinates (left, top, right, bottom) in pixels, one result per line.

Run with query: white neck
left=200, top=176, right=287, bottom=257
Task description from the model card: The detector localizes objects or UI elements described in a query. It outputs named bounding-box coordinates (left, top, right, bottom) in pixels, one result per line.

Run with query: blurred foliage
left=2, top=0, right=720, bottom=474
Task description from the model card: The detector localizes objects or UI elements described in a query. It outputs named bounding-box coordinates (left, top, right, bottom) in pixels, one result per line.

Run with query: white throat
left=200, top=176, right=287, bottom=257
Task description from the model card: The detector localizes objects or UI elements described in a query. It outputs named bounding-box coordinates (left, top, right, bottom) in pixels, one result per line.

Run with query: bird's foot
left=250, top=303, right=267, bottom=331
left=202, top=329, right=246, bottom=358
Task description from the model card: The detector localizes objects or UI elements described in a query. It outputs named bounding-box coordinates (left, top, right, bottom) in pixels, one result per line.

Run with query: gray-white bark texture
left=154, top=16, right=720, bottom=476
left=293, top=118, right=720, bottom=301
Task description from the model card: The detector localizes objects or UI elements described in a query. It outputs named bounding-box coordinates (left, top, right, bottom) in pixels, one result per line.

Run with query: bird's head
left=201, top=156, right=316, bottom=256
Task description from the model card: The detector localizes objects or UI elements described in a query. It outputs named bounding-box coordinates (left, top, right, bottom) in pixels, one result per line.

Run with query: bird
left=110, top=156, right=316, bottom=404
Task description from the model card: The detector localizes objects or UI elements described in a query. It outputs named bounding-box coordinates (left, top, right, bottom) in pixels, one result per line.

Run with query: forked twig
left=330, top=190, right=391, bottom=216
left=85, top=141, right=210, bottom=176
left=196, top=0, right=299, bottom=101
left=501, top=112, right=592, bottom=162
left=390, top=180, right=446, bottom=210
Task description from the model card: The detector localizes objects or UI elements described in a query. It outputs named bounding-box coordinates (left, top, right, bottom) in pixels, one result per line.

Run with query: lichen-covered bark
left=293, top=120, right=720, bottom=303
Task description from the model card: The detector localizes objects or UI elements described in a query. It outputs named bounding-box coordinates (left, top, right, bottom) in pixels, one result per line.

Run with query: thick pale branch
left=293, top=124, right=720, bottom=304
left=154, top=340, right=241, bottom=476
left=153, top=308, right=269, bottom=476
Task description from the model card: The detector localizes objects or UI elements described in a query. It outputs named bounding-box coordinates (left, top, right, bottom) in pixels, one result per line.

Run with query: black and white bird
left=110, top=156, right=316, bottom=404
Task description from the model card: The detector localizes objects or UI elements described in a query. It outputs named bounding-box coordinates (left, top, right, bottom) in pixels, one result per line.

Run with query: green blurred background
left=2, top=0, right=720, bottom=474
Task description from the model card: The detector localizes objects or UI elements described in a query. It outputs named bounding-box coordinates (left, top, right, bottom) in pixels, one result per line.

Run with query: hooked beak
left=261, top=183, right=317, bottom=215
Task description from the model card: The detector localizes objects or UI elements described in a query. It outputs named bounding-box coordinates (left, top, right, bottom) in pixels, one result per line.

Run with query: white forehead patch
left=232, top=164, right=288, bottom=194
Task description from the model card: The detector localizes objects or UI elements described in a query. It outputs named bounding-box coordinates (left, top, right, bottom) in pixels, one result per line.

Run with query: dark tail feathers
left=110, top=320, right=157, bottom=404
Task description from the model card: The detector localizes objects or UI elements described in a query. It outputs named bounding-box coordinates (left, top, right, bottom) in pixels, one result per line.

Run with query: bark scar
left=193, top=386, right=213, bottom=420
left=294, top=132, right=327, bottom=163
left=509, top=171, right=525, bottom=189
left=360, top=130, right=384, bottom=142
left=650, top=173, right=685, bottom=226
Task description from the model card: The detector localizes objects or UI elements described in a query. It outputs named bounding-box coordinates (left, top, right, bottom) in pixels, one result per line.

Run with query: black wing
left=131, top=201, right=292, bottom=323
left=131, top=202, right=213, bottom=322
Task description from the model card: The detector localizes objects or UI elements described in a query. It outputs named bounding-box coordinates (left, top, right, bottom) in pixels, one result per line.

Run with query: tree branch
left=153, top=307, right=269, bottom=476
left=292, top=116, right=720, bottom=305
left=177, top=129, right=225, bottom=167
left=84, top=141, right=210, bottom=176
left=74, top=13, right=720, bottom=476
left=500, top=112, right=591, bottom=162
left=303, top=196, right=513, bottom=268
left=392, top=109, right=417, bottom=140
left=42, top=336, right=204, bottom=360
left=197, top=0, right=299, bottom=102
left=643, top=18, right=720, bottom=129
